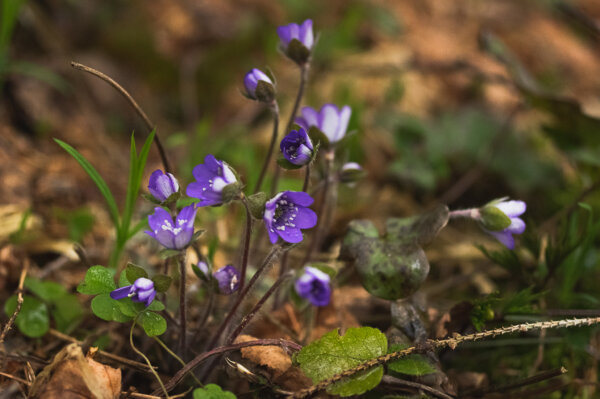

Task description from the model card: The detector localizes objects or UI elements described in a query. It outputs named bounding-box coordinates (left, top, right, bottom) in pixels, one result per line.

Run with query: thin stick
left=226, top=272, right=294, bottom=345
left=155, top=338, right=302, bottom=394
left=0, top=371, right=30, bottom=385
left=0, top=260, right=28, bottom=344
left=302, top=163, right=311, bottom=192
left=177, top=253, right=187, bottom=355
left=153, top=337, right=202, bottom=387
left=254, top=102, right=280, bottom=194
left=238, top=196, right=253, bottom=293
left=70, top=61, right=172, bottom=173
left=381, top=375, right=454, bottom=399
left=130, top=319, right=169, bottom=398
left=121, top=390, right=191, bottom=399
left=288, top=317, right=600, bottom=398
left=462, top=367, right=567, bottom=397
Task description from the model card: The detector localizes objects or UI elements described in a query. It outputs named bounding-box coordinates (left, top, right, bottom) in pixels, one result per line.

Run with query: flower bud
left=277, top=19, right=314, bottom=65
left=479, top=199, right=526, bottom=250
left=280, top=127, right=314, bottom=166
left=295, top=266, right=331, bottom=306
left=110, top=277, right=156, bottom=307
left=244, top=68, right=275, bottom=103
left=213, top=265, right=240, bottom=295
left=148, top=170, right=179, bottom=202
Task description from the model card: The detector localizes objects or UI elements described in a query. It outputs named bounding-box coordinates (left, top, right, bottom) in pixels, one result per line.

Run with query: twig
left=70, top=61, right=172, bottom=173
left=177, top=253, right=187, bottom=356
left=254, top=102, right=280, bottom=194
left=0, top=371, right=30, bottom=386
left=381, top=375, right=454, bottom=399
left=238, top=196, right=254, bottom=293
left=120, top=390, right=190, bottom=399
left=226, top=272, right=294, bottom=345
left=462, top=367, right=567, bottom=397
left=48, top=328, right=155, bottom=374
left=155, top=338, right=302, bottom=394
left=287, top=317, right=600, bottom=398
left=0, top=260, right=28, bottom=344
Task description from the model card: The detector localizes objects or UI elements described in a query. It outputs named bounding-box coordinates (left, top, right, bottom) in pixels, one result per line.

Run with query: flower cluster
left=187, top=154, right=239, bottom=207
left=110, top=277, right=156, bottom=307
left=264, top=191, right=317, bottom=244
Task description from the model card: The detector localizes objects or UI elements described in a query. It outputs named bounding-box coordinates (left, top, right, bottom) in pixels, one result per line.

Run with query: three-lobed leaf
left=139, top=310, right=166, bottom=336
left=77, top=266, right=116, bottom=295
left=125, top=263, right=148, bottom=283
left=295, top=327, right=387, bottom=397
left=193, top=384, right=237, bottom=399
left=387, top=344, right=437, bottom=376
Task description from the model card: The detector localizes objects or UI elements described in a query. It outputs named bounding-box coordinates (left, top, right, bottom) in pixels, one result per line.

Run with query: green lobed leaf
left=139, top=310, right=167, bottom=337
left=387, top=344, right=437, bottom=376
left=295, top=327, right=387, bottom=396
left=151, top=275, right=172, bottom=293
left=77, top=266, right=116, bottom=295
left=91, top=293, right=131, bottom=322
left=193, top=384, right=237, bottom=399
left=54, top=139, right=120, bottom=227
left=25, top=277, right=67, bottom=302
left=125, top=263, right=149, bottom=283
left=4, top=295, right=49, bottom=338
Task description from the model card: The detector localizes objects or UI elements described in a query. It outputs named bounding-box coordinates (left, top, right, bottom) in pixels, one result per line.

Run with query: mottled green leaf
left=388, top=344, right=436, bottom=376
left=151, top=275, right=172, bottom=293
left=4, top=295, right=49, bottom=337
left=295, top=327, right=387, bottom=396
left=125, top=263, right=148, bottom=284
left=91, top=293, right=130, bottom=322
left=77, top=266, right=116, bottom=295
left=25, top=277, right=67, bottom=302
left=52, top=294, right=83, bottom=332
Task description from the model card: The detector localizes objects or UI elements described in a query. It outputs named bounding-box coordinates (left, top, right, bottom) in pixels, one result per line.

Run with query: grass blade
left=54, top=139, right=120, bottom=227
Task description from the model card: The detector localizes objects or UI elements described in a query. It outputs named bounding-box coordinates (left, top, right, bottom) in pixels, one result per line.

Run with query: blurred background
left=2, top=0, right=600, bottom=396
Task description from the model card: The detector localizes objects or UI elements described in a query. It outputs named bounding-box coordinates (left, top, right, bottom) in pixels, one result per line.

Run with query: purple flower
left=186, top=154, right=239, bottom=207
left=244, top=68, right=275, bottom=103
left=148, top=169, right=179, bottom=202
left=110, top=277, right=156, bottom=307
left=277, top=19, right=314, bottom=64
left=197, top=261, right=209, bottom=278
left=295, top=104, right=352, bottom=145
left=145, top=205, right=197, bottom=250
left=295, top=266, right=331, bottom=307
left=280, top=127, right=314, bottom=166
left=213, top=265, right=240, bottom=295
left=264, top=191, right=317, bottom=244
left=483, top=200, right=526, bottom=250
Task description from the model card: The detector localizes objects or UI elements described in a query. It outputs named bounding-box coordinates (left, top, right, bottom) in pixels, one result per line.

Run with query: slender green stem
left=254, top=102, right=280, bottom=194
left=178, top=253, right=187, bottom=355
left=238, top=196, right=253, bottom=294
left=302, top=150, right=335, bottom=265
left=226, top=271, right=294, bottom=345
left=153, top=337, right=203, bottom=387
left=270, top=63, right=310, bottom=195
left=130, top=318, right=169, bottom=398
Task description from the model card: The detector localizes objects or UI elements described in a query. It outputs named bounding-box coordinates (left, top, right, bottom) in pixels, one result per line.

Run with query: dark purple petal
left=489, top=230, right=515, bottom=250
left=276, top=227, right=304, bottom=243
left=277, top=25, right=292, bottom=47
left=110, top=286, right=132, bottom=300
left=155, top=229, right=175, bottom=249
left=176, top=205, right=197, bottom=229
left=136, top=288, right=154, bottom=302
left=296, top=106, right=319, bottom=129
left=283, top=191, right=314, bottom=207
left=213, top=265, right=240, bottom=295
left=244, top=71, right=259, bottom=96
left=294, top=207, right=317, bottom=229
left=295, top=267, right=331, bottom=306
left=267, top=225, right=279, bottom=244
left=144, top=290, right=156, bottom=307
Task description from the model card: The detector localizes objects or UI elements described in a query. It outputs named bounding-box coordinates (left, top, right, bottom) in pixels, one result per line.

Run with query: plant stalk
left=238, top=196, right=253, bottom=293
left=254, top=101, right=280, bottom=194
left=178, top=253, right=187, bottom=355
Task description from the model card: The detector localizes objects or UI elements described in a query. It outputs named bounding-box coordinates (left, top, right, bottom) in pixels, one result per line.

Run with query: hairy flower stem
left=270, top=63, right=310, bottom=195
left=238, top=196, right=253, bottom=294
left=449, top=208, right=480, bottom=219
left=205, top=245, right=284, bottom=351
left=130, top=318, right=169, bottom=398
left=177, top=253, right=187, bottom=356
left=227, top=271, right=294, bottom=345
left=273, top=252, right=289, bottom=309
left=254, top=102, right=280, bottom=194
left=302, top=150, right=335, bottom=265
left=302, top=163, right=311, bottom=192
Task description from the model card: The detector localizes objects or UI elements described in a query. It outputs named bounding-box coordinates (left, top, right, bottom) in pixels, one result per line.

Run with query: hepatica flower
left=110, top=277, right=156, bottom=307
left=244, top=68, right=275, bottom=103
left=213, top=265, right=240, bottom=295
left=295, top=266, right=331, bottom=307
left=148, top=169, right=179, bottom=202
left=295, top=104, right=351, bottom=145
left=277, top=19, right=314, bottom=65
left=280, top=127, right=314, bottom=166
left=187, top=154, right=239, bottom=207
left=480, top=200, right=526, bottom=250
left=145, top=205, right=197, bottom=250
left=264, top=191, right=317, bottom=244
